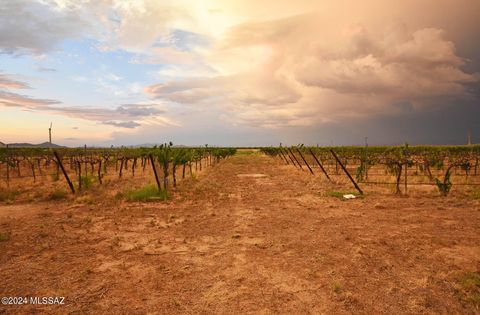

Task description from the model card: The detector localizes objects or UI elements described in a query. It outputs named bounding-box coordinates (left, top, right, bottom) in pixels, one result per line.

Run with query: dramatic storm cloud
left=1, top=0, right=479, bottom=145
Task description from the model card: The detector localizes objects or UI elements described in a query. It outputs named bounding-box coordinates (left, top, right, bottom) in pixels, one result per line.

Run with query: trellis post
left=53, top=151, right=75, bottom=194
left=330, top=149, right=363, bottom=195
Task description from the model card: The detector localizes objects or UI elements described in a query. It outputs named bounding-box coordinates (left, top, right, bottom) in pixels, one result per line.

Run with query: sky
left=0, top=0, right=479, bottom=147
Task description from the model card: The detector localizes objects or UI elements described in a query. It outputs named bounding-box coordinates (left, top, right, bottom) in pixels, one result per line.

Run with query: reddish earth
left=1, top=153, right=479, bottom=314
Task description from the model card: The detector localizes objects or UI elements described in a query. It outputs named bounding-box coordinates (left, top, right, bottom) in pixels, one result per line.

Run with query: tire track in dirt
left=192, top=154, right=330, bottom=313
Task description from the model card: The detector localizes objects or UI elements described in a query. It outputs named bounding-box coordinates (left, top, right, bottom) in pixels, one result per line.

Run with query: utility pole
left=49, top=122, right=52, bottom=144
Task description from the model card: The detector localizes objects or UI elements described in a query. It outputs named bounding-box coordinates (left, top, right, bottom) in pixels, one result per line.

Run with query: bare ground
left=1, top=153, right=479, bottom=314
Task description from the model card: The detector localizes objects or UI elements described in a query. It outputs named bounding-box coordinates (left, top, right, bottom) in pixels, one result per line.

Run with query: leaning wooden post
left=282, top=148, right=297, bottom=167
left=288, top=148, right=303, bottom=170
left=309, top=149, right=331, bottom=181
left=149, top=154, right=162, bottom=191
left=278, top=149, right=289, bottom=165
left=53, top=151, right=75, bottom=194
left=281, top=150, right=290, bottom=164
left=330, top=149, right=363, bottom=195
left=296, top=148, right=314, bottom=175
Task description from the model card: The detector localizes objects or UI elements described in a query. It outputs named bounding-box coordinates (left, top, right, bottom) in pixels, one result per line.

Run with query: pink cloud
left=0, top=74, right=30, bottom=89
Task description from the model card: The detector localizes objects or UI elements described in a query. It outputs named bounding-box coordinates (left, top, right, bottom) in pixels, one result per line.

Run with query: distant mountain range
left=0, top=142, right=65, bottom=148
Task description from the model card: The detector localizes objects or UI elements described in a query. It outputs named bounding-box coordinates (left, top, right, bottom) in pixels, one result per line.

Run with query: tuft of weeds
left=75, top=195, right=93, bottom=204
left=48, top=188, right=68, bottom=201
left=0, top=189, right=19, bottom=203
left=0, top=232, right=11, bottom=242
left=456, top=271, right=480, bottom=307
left=332, top=282, right=343, bottom=294
left=83, top=217, right=92, bottom=225
left=78, top=175, right=97, bottom=190
left=125, top=184, right=168, bottom=202
left=472, top=189, right=480, bottom=200
left=51, top=173, right=60, bottom=181
left=327, top=191, right=362, bottom=200
left=114, top=191, right=124, bottom=200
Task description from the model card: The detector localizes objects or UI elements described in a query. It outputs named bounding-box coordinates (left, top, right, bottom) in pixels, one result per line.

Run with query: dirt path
left=1, top=153, right=479, bottom=314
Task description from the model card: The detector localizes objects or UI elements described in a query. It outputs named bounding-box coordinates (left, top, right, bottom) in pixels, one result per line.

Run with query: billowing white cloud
left=107, top=1, right=189, bottom=51
left=0, top=0, right=193, bottom=55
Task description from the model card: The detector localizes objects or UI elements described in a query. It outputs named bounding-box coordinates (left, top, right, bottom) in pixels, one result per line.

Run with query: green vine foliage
left=356, top=161, right=366, bottom=182
left=261, top=144, right=480, bottom=197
